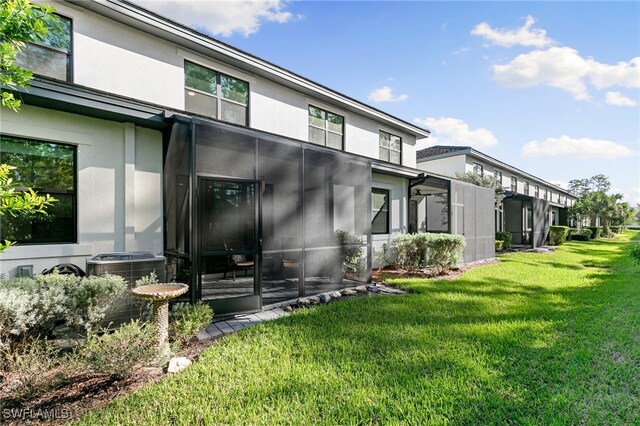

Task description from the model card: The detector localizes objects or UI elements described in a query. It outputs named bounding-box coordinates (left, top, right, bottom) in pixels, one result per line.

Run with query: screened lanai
left=163, top=118, right=371, bottom=314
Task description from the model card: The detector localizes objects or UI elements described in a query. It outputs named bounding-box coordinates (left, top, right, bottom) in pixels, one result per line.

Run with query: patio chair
left=223, top=239, right=254, bottom=280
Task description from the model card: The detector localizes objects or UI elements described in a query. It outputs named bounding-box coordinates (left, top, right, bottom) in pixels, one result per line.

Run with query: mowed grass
left=77, top=232, right=640, bottom=425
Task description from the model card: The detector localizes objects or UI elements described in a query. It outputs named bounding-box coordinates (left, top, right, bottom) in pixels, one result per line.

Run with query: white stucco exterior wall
left=416, top=155, right=466, bottom=177
left=371, top=172, right=408, bottom=268
left=0, top=106, right=163, bottom=277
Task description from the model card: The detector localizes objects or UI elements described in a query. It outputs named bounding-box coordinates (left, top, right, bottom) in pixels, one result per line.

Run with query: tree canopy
left=0, top=0, right=54, bottom=111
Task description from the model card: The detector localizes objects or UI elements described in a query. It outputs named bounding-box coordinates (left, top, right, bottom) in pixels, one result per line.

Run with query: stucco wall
left=416, top=155, right=466, bottom=177
left=0, top=105, right=163, bottom=277
left=371, top=172, right=408, bottom=267
left=47, top=1, right=418, bottom=169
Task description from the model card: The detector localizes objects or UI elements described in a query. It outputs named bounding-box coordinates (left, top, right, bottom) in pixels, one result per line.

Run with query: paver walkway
left=196, top=283, right=404, bottom=341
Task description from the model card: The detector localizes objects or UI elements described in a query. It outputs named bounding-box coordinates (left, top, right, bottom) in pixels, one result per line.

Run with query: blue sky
left=137, top=0, right=640, bottom=203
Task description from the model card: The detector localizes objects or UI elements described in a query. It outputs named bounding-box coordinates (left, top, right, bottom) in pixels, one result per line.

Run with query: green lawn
left=77, top=232, right=640, bottom=425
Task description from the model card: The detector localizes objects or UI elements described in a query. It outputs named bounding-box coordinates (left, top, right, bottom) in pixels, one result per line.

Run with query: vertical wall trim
left=124, top=122, right=136, bottom=251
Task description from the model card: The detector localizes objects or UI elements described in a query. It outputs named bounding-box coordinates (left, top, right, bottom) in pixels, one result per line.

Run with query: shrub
left=630, top=243, right=640, bottom=265
left=495, top=240, right=504, bottom=252
left=2, top=339, right=74, bottom=400
left=169, top=302, right=213, bottom=348
left=0, top=273, right=125, bottom=352
left=567, top=228, right=580, bottom=240
left=549, top=226, right=570, bottom=246
left=582, top=228, right=592, bottom=238
left=80, top=320, right=157, bottom=379
left=495, top=232, right=512, bottom=251
left=587, top=226, right=602, bottom=239
left=389, top=233, right=465, bottom=273
left=335, top=230, right=366, bottom=274
left=570, top=234, right=590, bottom=241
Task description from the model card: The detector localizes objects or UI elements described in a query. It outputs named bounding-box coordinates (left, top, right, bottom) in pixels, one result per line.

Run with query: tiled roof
left=416, top=145, right=470, bottom=160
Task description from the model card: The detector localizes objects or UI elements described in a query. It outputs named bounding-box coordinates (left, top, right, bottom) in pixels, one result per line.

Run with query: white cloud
left=522, top=135, right=635, bottom=159
left=493, top=47, right=591, bottom=100
left=605, top=91, right=637, bottom=107
left=368, top=86, right=408, bottom=103
left=590, top=58, right=640, bottom=89
left=452, top=47, right=471, bottom=55
left=548, top=180, right=568, bottom=190
left=471, top=15, right=554, bottom=48
left=414, top=117, right=498, bottom=148
left=493, top=47, right=640, bottom=101
left=133, top=0, right=295, bottom=37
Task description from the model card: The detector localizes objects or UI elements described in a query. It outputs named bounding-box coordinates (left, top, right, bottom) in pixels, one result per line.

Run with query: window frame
left=307, top=105, right=344, bottom=150
left=494, top=170, right=502, bottom=185
left=473, top=163, right=484, bottom=176
left=543, top=188, right=548, bottom=200
left=524, top=181, right=529, bottom=196
left=18, top=12, right=73, bottom=82
left=0, top=136, right=77, bottom=245
left=379, top=130, right=402, bottom=165
left=534, top=185, right=539, bottom=198
left=184, top=60, right=250, bottom=126
left=510, top=176, right=517, bottom=192
left=371, top=187, right=390, bottom=235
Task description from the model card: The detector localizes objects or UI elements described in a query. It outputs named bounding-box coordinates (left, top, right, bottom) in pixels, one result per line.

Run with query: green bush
left=389, top=233, right=465, bottom=273
left=582, top=228, right=592, bottom=238
left=610, top=226, right=622, bottom=234
left=335, top=229, right=366, bottom=274
left=0, top=273, right=126, bottom=352
left=630, top=243, right=640, bottom=264
left=80, top=320, right=157, bottom=379
left=549, top=226, right=570, bottom=246
left=570, top=234, right=590, bottom=241
left=169, top=302, right=213, bottom=348
left=495, top=240, right=504, bottom=252
left=587, top=226, right=603, bottom=239
left=567, top=228, right=580, bottom=240
left=495, top=232, right=512, bottom=251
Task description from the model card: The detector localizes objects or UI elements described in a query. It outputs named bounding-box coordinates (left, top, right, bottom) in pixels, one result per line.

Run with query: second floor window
left=494, top=170, right=502, bottom=185
left=184, top=61, right=249, bottom=126
left=308, top=106, right=344, bottom=150
left=379, top=130, right=401, bottom=165
left=16, top=14, right=72, bottom=82
left=543, top=188, right=548, bottom=200
left=473, top=163, right=483, bottom=176
left=524, top=181, right=529, bottom=195
left=534, top=185, right=539, bottom=198
left=511, top=177, right=517, bottom=192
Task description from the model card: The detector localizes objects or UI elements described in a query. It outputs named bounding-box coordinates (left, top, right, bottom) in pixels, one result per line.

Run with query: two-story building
left=416, top=146, right=577, bottom=248
left=0, top=0, right=495, bottom=314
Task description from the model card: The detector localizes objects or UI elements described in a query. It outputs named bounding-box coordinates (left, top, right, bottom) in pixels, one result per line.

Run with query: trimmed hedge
left=582, top=228, right=592, bottom=238
left=388, top=233, right=466, bottom=273
left=610, top=226, right=623, bottom=234
left=587, top=226, right=603, bottom=239
left=567, top=228, right=580, bottom=241
left=495, top=240, right=504, bottom=252
left=570, top=234, right=590, bottom=241
left=495, top=232, right=512, bottom=251
left=549, top=226, right=570, bottom=246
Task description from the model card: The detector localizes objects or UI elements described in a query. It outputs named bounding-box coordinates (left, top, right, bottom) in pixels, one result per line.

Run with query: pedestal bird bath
left=131, top=283, right=188, bottom=359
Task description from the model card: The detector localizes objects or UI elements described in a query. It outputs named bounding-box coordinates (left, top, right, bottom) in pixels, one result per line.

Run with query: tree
left=568, top=174, right=627, bottom=234
left=453, top=171, right=505, bottom=207
left=0, top=165, right=56, bottom=252
left=0, top=0, right=54, bottom=111
left=1, top=0, right=57, bottom=252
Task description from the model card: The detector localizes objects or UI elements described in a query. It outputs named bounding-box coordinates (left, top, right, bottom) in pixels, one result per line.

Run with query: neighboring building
left=416, top=146, right=577, bottom=247
left=0, top=0, right=495, bottom=315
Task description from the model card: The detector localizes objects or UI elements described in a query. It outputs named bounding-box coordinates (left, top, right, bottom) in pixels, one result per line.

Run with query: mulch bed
left=0, top=339, right=216, bottom=425
left=372, top=258, right=499, bottom=281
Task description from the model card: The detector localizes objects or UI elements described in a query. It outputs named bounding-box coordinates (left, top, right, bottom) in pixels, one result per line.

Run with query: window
left=510, top=176, right=517, bottom=192
left=184, top=61, right=249, bottom=126
left=372, top=188, right=389, bottom=234
left=494, top=170, right=502, bottom=185
left=524, top=181, right=529, bottom=195
left=473, top=163, right=483, bottom=176
left=379, top=131, right=402, bottom=165
left=543, top=188, right=548, bottom=200
left=0, top=136, right=76, bottom=244
left=534, top=185, right=539, bottom=198
left=308, top=106, right=344, bottom=150
left=16, top=14, right=72, bottom=81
